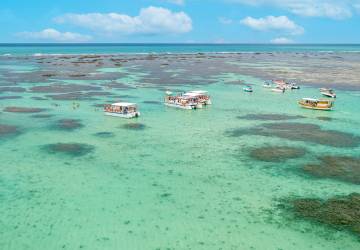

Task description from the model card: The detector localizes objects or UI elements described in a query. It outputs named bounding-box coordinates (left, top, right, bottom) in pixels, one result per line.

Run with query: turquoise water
left=1, top=44, right=360, bottom=55
left=1, top=56, right=360, bottom=249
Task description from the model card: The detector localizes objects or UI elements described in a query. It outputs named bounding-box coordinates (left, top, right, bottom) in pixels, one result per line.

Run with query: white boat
left=271, top=87, right=285, bottom=93
left=320, top=88, right=336, bottom=98
left=104, top=103, right=140, bottom=118
left=287, top=82, right=300, bottom=89
left=183, top=90, right=212, bottom=105
left=243, top=86, right=253, bottom=92
left=164, top=94, right=202, bottom=110
left=263, top=81, right=272, bottom=88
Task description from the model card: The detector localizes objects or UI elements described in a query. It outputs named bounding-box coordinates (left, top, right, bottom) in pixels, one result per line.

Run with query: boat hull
left=105, top=112, right=140, bottom=118
left=298, top=104, right=332, bottom=111
left=164, top=102, right=196, bottom=110
left=321, top=92, right=336, bottom=98
left=299, top=105, right=332, bottom=111
left=271, top=88, right=285, bottom=93
left=164, top=102, right=200, bottom=110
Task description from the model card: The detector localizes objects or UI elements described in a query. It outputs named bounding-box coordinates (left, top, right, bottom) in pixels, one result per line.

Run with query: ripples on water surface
left=0, top=52, right=360, bottom=250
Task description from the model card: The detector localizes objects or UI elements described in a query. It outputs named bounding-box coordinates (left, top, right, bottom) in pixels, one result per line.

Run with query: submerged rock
left=30, top=84, right=101, bottom=93
left=122, top=123, right=146, bottom=130
left=94, top=132, right=115, bottom=138
left=31, top=114, right=54, bottom=119
left=0, top=87, right=26, bottom=93
left=44, top=143, right=94, bottom=157
left=303, top=156, right=360, bottom=184
left=238, top=113, right=305, bottom=121
left=3, top=106, right=47, bottom=113
left=143, top=100, right=162, bottom=105
left=317, top=116, right=333, bottom=121
left=0, top=96, right=22, bottom=100
left=227, top=122, right=360, bottom=148
left=31, top=96, right=48, bottom=101
left=250, top=146, right=306, bottom=162
left=291, top=193, right=360, bottom=236
left=54, top=119, right=83, bottom=131
left=46, top=92, right=95, bottom=101
left=0, top=124, right=19, bottom=137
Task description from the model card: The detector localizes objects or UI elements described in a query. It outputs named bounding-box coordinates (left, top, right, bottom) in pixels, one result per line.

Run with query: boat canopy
left=302, top=98, right=333, bottom=103
left=302, top=98, right=318, bottom=102
left=111, top=102, right=137, bottom=107
left=183, top=92, right=202, bottom=97
left=188, top=90, right=208, bottom=94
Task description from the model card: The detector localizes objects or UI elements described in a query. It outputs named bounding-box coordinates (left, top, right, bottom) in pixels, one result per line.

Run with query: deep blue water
left=1, top=43, right=360, bottom=55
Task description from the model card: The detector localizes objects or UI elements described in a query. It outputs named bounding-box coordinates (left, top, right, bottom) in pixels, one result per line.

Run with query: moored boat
left=104, top=103, right=140, bottom=118
left=320, top=88, right=336, bottom=98
left=164, top=93, right=202, bottom=110
left=263, top=81, right=272, bottom=88
left=243, top=86, right=253, bottom=92
left=298, top=98, right=334, bottom=111
left=288, top=82, right=300, bottom=89
left=184, top=90, right=212, bottom=105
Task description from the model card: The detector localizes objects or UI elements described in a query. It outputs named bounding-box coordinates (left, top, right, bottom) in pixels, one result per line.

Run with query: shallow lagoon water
left=0, top=55, right=360, bottom=250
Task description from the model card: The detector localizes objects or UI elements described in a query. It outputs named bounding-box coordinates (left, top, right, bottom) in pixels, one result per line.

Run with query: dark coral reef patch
left=290, top=193, right=360, bottom=236
left=0, top=124, right=19, bottom=137
left=303, top=156, right=360, bottom=184
left=122, top=123, right=146, bottom=130
left=31, top=114, right=54, bottom=119
left=227, top=122, right=360, bottom=148
left=143, top=100, right=162, bottom=105
left=3, top=106, right=47, bottom=113
left=250, top=146, right=306, bottom=162
left=30, top=84, right=101, bottom=93
left=238, top=113, right=305, bottom=121
left=0, top=96, right=22, bottom=100
left=94, top=132, right=115, bottom=138
left=53, top=119, right=83, bottom=131
left=44, top=143, right=94, bottom=157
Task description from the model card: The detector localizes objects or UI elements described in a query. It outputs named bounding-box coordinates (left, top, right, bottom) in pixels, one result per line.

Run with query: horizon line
left=1, top=42, right=360, bottom=46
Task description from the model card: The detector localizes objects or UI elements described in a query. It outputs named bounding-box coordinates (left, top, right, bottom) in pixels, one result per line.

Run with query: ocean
left=0, top=45, right=359, bottom=250
left=1, top=43, right=360, bottom=55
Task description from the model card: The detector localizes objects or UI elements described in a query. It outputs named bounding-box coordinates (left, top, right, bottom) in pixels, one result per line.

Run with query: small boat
left=320, top=88, right=336, bottom=98
left=288, top=82, right=300, bottom=89
left=263, top=81, right=272, bottom=88
left=271, top=87, right=285, bottom=93
left=104, top=103, right=140, bottom=118
left=243, top=86, right=253, bottom=92
left=298, top=98, right=334, bottom=111
left=164, top=93, right=202, bottom=110
left=183, top=90, right=212, bottom=105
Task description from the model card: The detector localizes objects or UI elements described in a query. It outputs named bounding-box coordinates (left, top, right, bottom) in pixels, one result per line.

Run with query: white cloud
left=219, top=17, right=233, bottom=24
left=231, top=0, right=356, bottom=19
left=241, top=16, right=304, bottom=35
left=270, top=37, right=294, bottom=44
left=54, top=6, right=192, bottom=35
left=17, top=28, right=92, bottom=42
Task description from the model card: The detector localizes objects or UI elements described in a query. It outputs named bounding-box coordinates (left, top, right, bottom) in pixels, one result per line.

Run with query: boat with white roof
left=164, top=92, right=202, bottom=110
left=183, top=90, right=212, bottom=105
left=104, top=102, right=140, bottom=118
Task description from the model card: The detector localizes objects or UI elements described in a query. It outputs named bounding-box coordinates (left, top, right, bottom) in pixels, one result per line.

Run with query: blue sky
left=1, top=0, right=360, bottom=43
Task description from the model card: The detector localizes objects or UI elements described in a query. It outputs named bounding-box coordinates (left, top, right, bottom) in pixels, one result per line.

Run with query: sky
left=0, top=0, right=360, bottom=43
